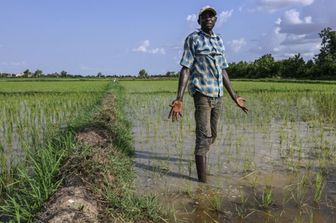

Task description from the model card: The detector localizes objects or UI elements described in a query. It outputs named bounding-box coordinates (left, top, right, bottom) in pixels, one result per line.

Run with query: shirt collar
left=198, top=29, right=217, bottom=38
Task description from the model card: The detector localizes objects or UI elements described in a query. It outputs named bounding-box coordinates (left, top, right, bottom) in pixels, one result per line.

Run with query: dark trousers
left=193, top=92, right=222, bottom=156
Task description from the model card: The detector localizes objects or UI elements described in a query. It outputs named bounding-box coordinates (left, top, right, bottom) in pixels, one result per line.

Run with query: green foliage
left=0, top=134, right=73, bottom=222
left=0, top=80, right=164, bottom=222
left=0, top=80, right=110, bottom=93
left=0, top=80, right=108, bottom=221
left=227, top=27, right=336, bottom=80
left=108, top=84, right=134, bottom=155
left=318, top=27, right=336, bottom=61
left=253, top=54, right=278, bottom=78
left=227, top=61, right=252, bottom=78
left=259, top=185, right=273, bottom=209
left=96, top=84, right=163, bottom=221
left=314, top=27, right=336, bottom=78
left=104, top=150, right=162, bottom=221
left=313, top=172, right=326, bottom=204
left=33, top=69, right=43, bottom=78
left=23, top=69, right=31, bottom=77
left=138, top=69, right=149, bottom=78
left=60, top=70, right=68, bottom=77
left=165, top=71, right=178, bottom=77
left=280, top=54, right=307, bottom=78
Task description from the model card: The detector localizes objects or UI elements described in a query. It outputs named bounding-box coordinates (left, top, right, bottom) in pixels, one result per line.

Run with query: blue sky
left=0, top=0, right=335, bottom=75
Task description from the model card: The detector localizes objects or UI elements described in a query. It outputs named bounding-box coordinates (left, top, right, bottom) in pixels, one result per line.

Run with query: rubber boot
left=195, top=155, right=207, bottom=183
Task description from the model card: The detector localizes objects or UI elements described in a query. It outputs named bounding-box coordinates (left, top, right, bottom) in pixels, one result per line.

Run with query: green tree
left=234, top=61, right=253, bottom=78
left=23, top=69, right=31, bottom=77
left=279, top=54, right=306, bottom=78
left=33, top=69, right=43, bottom=78
left=315, top=27, right=336, bottom=78
left=60, top=70, right=68, bottom=77
left=252, top=54, right=278, bottom=78
left=165, top=71, right=174, bottom=77
left=318, top=27, right=336, bottom=60
left=304, top=59, right=316, bottom=79
left=138, top=69, right=148, bottom=78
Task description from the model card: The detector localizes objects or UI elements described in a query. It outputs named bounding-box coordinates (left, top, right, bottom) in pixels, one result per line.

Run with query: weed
left=313, top=172, right=325, bottom=204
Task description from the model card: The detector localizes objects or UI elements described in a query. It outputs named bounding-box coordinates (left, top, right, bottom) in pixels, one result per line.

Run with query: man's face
left=199, top=11, right=217, bottom=31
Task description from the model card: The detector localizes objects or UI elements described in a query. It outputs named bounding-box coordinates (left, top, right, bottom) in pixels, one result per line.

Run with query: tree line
left=1, top=28, right=335, bottom=80
left=227, top=27, right=335, bottom=79
left=143, top=27, right=336, bottom=80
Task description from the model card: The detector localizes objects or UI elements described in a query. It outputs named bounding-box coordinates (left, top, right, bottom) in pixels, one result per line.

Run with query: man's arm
left=222, top=69, right=237, bottom=101
left=222, top=69, right=248, bottom=113
left=168, top=67, right=190, bottom=121
left=176, top=66, right=190, bottom=101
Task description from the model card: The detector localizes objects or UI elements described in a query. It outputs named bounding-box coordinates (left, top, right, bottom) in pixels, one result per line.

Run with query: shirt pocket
left=194, top=41, right=211, bottom=56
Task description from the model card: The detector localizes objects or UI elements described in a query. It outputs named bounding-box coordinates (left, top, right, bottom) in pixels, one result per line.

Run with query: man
left=168, top=6, right=248, bottom=183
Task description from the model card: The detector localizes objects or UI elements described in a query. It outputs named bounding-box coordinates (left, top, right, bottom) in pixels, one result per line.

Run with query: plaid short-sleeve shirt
left=180, top=30, right=229, bottom=98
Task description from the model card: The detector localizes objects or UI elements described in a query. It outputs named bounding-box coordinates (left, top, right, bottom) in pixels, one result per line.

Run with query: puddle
left=126, top=94, right=336, bottom=222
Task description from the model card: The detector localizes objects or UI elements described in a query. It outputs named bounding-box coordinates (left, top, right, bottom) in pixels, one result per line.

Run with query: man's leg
left=210, top=97, right=222, bottom=144
left=194, top=92, right=212, bottom=182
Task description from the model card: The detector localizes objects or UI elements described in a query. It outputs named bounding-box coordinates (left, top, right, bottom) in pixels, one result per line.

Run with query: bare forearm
left=176, top=67, right=190, bottom=101
left=222, top=69, right=237, bottom=101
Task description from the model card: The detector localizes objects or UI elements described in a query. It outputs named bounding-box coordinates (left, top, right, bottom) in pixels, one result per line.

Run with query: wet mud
left=128, top=95, right=336, bottom=223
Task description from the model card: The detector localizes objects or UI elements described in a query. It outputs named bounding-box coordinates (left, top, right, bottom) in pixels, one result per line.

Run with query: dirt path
left=36, top=95, right=116, bottom=223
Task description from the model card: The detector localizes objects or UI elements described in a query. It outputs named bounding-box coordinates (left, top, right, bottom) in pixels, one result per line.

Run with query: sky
left=0, top=0, right=335, bottom=76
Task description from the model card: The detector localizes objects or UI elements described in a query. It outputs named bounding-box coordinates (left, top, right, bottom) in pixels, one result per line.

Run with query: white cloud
left=236, top=0, right=334, bottom=62
left=256, top=0, right=314, bottom=12
left=276, top=3, right=333, bottom=36
left=1, top=61, right=26, bottom=66
left=227, top=38, right=247, bottom=52
left=282, top=9, right=312, bottom=24
left=250, top=24, right=320, bottom=60
left=186, top=14, right=199, bottom=30
left=302, top=0, right=336, bottom=29
left=251, top=0, right=336, bottom=60
left=133, top=40, right=165, bottom=55
left=186, top=14, right=197, bottom=23
left=217, top=10, right=233, bottom=26
left=133, top=40, right=150, bottom=53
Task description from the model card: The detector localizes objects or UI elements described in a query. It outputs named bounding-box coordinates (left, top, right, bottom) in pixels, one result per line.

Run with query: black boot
left=195, top=155, right=207, bottom=183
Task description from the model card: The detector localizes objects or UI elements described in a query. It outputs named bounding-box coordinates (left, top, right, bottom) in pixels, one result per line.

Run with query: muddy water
left=126, top=94, right=336, bottom=223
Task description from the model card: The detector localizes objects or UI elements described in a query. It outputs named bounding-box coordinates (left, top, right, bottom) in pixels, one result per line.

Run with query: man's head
left=197, top=6, right=217, bottom=33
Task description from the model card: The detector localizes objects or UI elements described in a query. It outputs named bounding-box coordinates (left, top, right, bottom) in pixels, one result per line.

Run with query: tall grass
left=0, top=80, right=109, bottom=222
left=100, top=84, right=163, bottom=222
left=0, top=80, right=165, bottom=222
left=0, top=133, right=74, bottom=221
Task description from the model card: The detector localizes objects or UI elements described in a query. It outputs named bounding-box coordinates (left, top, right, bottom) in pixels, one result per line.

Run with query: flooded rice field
left=122, top=80, right=336, bottom=223
left=0, top=80, right=109, bottom=175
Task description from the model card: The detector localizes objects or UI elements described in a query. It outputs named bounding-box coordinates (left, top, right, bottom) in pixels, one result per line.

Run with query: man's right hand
left=168, top=100, right=183, bottom=122
left=235, top=96, right=248, bottom=114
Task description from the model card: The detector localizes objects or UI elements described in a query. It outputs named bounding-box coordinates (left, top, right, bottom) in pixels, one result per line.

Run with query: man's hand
left=168, top=100, right=183, bottom=122
left=235, top=96, right=248, bottom=114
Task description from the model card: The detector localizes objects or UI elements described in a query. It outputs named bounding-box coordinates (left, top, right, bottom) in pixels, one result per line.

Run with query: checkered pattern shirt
left=180, top=29, right=229, bottom=98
